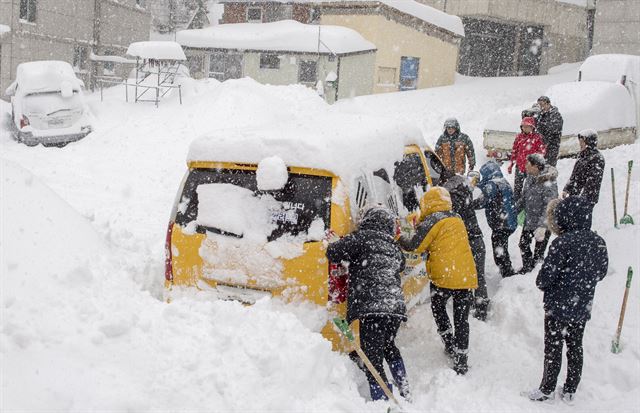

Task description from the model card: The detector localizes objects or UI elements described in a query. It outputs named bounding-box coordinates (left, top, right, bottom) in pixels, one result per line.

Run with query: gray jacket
left=517, top=165, right=558, bottom=230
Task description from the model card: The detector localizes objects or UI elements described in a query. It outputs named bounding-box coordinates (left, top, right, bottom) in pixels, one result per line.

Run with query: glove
left=561, top=191, right=569, bottom=199
left=507, top=163, right=513, bottom=174
left=517, top=210, right=526, bottom=227
left=534, top=227, right=547, bottom=242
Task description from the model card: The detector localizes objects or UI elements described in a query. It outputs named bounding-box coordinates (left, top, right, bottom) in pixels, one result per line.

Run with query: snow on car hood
left=484, top=81, right=636, bottom=135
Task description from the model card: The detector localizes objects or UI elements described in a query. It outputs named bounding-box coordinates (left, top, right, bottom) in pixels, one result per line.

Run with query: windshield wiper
left=196, top=225, right=243, bottom=239
left=47, top=108, right=73, bottom=116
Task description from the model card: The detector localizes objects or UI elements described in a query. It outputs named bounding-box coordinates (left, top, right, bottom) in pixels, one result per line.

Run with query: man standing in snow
left=444, top=175, right=490, bottom=321
left=526, top=196, right=608, bottom=403
left=326, top=206, right=411, bottom=402
left=399, top=187, right=477, bottom=374
left=435, top=118, right=476, bottom=175
left=536, top=96, right=563, bottom=166
left=516, top=154, right=558, bottom=274
left=562, top=130, right=605, bottom=224
left=473, top=161, right=518, bottom=278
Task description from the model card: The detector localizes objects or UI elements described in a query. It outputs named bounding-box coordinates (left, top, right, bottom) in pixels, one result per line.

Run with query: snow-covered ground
left=1, top=64, right=639, bottom=412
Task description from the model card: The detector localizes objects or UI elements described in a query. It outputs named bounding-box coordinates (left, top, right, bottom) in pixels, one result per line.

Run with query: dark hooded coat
left=326, top=208, right=407, bottom=323
left=536, top=197, right=608, bottom=323
left=563, top=144, right=605, bottom=205
left=516, top=165, right=559, bottom=230
left=473, top=161, right=517, bottom=232
left=443, top=174, right=483, bottom=239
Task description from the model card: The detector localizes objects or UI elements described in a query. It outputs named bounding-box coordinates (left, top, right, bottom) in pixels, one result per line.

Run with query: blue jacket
left=536, top=197, right=608, bottom=323
left=473, top=161, right=517, bottom=232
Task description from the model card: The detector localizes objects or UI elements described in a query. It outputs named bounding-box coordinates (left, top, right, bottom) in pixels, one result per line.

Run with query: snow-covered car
left=165, top=115, right=446, bottom=350
left=483, top=54, right=639, bottom=160
left=5, top=60, right=93, bottom=147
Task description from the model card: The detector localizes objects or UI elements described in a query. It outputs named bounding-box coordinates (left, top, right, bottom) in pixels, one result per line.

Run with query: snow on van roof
left=484, top=81, right=635, bottom=135
left=7, top=61, right=83, bottom=96
left=217, top=0, right=464, bottom=37
left=177, top=20, right=376, bottom=54
left=126, top=41, right=187, bottom=60
left=579, top=54, right=640, bottom=84
left=187, top=114, right=426, bottom=179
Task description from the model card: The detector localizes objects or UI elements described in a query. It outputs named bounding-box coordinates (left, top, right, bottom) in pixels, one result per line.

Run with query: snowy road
left=2, top=67, right=639, bottom=412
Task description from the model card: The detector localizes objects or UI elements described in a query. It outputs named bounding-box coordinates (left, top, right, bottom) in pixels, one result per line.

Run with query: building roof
left=126, top=41, right=187, bottom=60
left=218, top=0, right=464, bottom=37
left=176, top=20, right=376, bottom=54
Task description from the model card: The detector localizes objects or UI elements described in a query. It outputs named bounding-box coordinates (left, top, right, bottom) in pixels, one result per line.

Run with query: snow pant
left=545, top=141, right=560, bottom=166
left=519, top=228, right=551, bottom=271
left=491, top=228, right=515, bottom=277
left=430, top=284, right=473, bottom=355
left=539, top=315, right=587, bottom=395
left=514, top=169, right=527, bottom=203
left=359, top=315, right=406, bottom=400
left=469, top=235, right=489, bottom=316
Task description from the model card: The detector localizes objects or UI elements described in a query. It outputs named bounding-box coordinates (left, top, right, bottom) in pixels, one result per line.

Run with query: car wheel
left=22, top=139, right=39, bottom=147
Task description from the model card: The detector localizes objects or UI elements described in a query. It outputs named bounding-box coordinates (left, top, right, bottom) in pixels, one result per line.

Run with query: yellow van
left=164, top=119, right=446, bottom=349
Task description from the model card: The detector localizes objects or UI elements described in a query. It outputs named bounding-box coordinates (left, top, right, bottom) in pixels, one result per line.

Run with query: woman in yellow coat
left=399, top=186, right=477, bottom=374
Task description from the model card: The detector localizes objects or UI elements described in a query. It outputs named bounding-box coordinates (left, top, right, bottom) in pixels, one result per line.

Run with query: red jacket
left=511, top=132, right=546, bottom=173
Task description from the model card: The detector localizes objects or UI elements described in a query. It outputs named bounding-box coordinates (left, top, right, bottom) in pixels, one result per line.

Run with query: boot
left=439, top=330, right=455, bottom=359
left=453, top=350, right=468, bottom=375
left=369, top=381, right=392, bottom=401
left=389, top=358, right=412, bottom=402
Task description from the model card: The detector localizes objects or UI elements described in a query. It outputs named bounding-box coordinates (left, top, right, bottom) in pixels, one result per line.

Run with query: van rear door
left=170, top=165, right=334, bottom=304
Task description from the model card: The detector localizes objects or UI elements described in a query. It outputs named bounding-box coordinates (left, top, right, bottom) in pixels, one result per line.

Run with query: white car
left=5, top=60, right=92, bottom=147
left=483, top=54, right=639, bottom=160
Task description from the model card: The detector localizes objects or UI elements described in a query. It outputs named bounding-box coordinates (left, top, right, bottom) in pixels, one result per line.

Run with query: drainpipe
left=91, top=0, right=102, bottom=91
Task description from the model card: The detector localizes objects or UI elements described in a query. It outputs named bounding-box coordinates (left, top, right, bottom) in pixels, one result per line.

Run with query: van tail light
left=165, top=221, right=174, bottom=282
left=20, top=115, right=30, bottom=129
left=328, top=262, right=348, bottom=304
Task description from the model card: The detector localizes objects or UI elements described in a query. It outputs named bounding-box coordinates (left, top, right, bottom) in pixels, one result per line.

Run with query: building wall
left=0, top=0, right=150, bottom=96
left=336, top=52, right=375, bottom=100
left=591, top=0, right=640, bottom=55
left=419, top=0, right=589, bottom=74
left=321, top=14, right=458, bottom=93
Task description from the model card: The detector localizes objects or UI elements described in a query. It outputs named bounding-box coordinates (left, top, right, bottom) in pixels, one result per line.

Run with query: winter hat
left=527, top=153, right=546, bottom=170
left=520, top=117, right=536, bottom=129
left=419, top=187, right=452, bottom=220
left=443, top=118, right=460, bottom=131
left=358, top=205, right=396, bottom=236
left=578, top=129, right=598, bottom=148
left=537, top=95, right=551, bottom=104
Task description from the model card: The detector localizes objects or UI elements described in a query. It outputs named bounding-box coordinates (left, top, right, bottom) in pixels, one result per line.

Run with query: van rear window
left=176, top=168, right=332, bottom=241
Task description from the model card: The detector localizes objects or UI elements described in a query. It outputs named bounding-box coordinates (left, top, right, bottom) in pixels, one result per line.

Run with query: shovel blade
left=620, top=215, right=634, bottom=225
left=611, top=338, right=622, bottom=354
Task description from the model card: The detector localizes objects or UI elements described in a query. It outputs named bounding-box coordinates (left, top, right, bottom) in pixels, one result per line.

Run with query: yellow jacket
left=399, top=187, right=478, bottom=290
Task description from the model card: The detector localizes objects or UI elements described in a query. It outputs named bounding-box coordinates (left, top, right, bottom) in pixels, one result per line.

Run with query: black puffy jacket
left=443, top=174, right=483, bottom=239
left=326, top=208, right=407, bottom=323
left=537, top=106, right=563, bottom=148
left=536, top=197, right=608, bottom=323
left=564, top=146, right=605, bottom=205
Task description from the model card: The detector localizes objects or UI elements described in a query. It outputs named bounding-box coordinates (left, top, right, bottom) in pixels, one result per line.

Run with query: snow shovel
left=612, top=267, right=634, bottom=354
left=333, top=318, right=402, bottom=410
left=611, top=168, right=619, bottom=229
left=620, top=160, right=634, bottom=225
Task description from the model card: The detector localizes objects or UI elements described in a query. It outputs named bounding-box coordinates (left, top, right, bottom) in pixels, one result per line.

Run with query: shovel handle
left=612, top=168, right=618, bottom=227
left=614, top=267, right=634, bottom=342
left=623, top=161, right=633, bottom=216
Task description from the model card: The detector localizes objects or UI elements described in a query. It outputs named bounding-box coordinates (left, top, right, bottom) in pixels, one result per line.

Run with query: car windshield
left=24, top=91, right=83, bottom=115
left=176, top=168, right=332, bottom=242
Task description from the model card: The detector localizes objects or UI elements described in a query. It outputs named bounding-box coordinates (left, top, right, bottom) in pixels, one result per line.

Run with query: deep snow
left=1, top=64, right=639, bottom=412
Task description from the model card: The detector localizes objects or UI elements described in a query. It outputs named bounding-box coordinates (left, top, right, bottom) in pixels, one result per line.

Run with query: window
left=136, top=0, right=146, bottom=7
left=377, top=67, right=396, bottom=86
left=298, top=60, right=317, bottom=83
left=187, top=55, right=204, bottom=77
left=102, top=50, right=115, bottom=75
left=73, top=46, right=89, bottom=72
left=247, top=7, right=262, bottom=23
left=259, top=54, right=280, bottom=70
left=19, top=0, right=36, bottom=23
